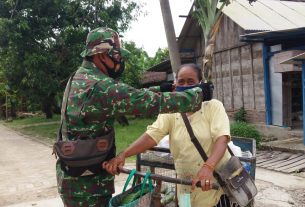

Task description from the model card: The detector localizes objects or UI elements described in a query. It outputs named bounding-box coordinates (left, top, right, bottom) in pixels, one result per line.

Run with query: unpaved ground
left=0, top=124, right=58, bottom=206
left=254, top=168, right=305, bottom=207
left=1, top=123, right=305, bottom=207
left=255, top=179, right=305, bottom=207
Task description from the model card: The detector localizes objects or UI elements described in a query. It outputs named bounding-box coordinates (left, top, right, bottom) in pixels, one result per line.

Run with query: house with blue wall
left=144, top=0, right=305, bottom=142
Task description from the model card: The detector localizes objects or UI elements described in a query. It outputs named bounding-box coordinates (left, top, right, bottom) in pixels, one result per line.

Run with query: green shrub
left=234, top=107, right=246, bottom=122
left=230, top=121, right=262, bottom=146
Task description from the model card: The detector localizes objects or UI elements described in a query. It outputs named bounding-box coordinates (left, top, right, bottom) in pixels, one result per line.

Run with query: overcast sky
left=123, top=0, right=193, bottom=57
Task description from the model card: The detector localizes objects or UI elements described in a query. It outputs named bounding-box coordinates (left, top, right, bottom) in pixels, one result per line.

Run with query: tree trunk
left=5, top=93, right=8, bottom=120
left=10, top=99, right=17, bottom=118
left=21, top=97, right=28, bottom=112
left=159, top=0, right=181, bottom=79
left=0, top=99, right=4, bottom=119
left=42, top=95, right=54, bottom=119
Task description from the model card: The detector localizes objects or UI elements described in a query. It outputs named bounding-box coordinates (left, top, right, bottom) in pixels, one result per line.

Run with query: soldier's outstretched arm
left=105, top=81, right=203, bottom=116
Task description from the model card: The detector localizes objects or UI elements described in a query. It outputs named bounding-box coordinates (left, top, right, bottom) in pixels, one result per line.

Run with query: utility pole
left=159, top=0, right=181, bottom=80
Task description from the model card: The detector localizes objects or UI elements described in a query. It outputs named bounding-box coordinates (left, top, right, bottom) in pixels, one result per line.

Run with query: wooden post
left=159, top=0, right=181, bottom=79
left=250, top=44, right=256, bottom=109
left=220, top=52, right=224, bottom=103
left=229, top=49, right=234, bottom=110
left=302, top=61, right=305, bottom=145
left=262, top=44, right=272, bottom=125
left=239, top=46, right=245, bottom=106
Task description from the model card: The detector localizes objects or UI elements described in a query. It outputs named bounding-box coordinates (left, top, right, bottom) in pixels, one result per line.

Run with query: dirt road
left=0, top=124, right=304, bottom=207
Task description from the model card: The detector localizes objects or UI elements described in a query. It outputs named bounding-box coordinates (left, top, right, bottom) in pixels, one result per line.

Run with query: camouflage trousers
left=56, top=162, right=114, bottom=207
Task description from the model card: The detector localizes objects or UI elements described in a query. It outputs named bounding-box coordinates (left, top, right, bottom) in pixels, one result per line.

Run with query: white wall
left=269, top=56, right=283, bottom=126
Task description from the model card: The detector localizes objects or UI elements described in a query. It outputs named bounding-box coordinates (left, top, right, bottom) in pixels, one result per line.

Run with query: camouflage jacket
left=61, top=60, right=203, bottom=140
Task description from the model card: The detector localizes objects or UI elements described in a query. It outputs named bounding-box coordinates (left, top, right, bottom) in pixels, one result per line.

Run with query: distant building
left=143, top=0, right=305, bottom=133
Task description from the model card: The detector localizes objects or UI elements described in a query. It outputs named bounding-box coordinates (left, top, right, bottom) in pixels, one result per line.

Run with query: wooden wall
left=211, top=42, right=266, bottom=124
left=214, top=15, right=245, bottom=51
left=211, top=16, right=266, bottom=123
left=181, top=14, right=266, bottom=124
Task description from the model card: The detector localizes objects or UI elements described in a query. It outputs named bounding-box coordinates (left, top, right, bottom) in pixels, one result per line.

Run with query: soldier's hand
left=160, top=82, right=174, bottom=92
left=198, top=82, right=214, bottom=102
left=102, top=152, right=126, bottom=175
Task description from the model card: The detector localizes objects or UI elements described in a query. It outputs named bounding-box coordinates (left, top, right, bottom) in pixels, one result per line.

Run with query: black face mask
left=100, top=54, right=125, bottom=79
left=105, top=60, right=125, bottom=79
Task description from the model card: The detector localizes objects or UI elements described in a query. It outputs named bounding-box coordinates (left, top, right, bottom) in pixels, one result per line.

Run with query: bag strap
left=57, top=72, right=76, bottom=142
left=140, top=172, right=153, bottom=196
left=180, top=113, right=234, bottom=157
left=180, top=113, right=226, bottom=186
left=181, top=113, right=209, bottom=161
left=122, top=169, right=137, bottom=192
left=122, top=170, right=153, bottom=195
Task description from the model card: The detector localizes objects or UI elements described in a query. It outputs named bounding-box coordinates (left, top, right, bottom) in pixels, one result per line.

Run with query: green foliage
left=0, top=70, right=5, bottom=94
left=120, top=187, right=150, bottom=205
left=121, top=42, right=169, bottom=88
left=231, top=121, right=262, bottom=146
left=192, top=0, right=256, bottom=40
left=0, top=0, right=143, bottom=118
left=192, top=0, right=229, bottom=41
left=234, top=107, right=246, bottom=122
left=148, top=48, right=169, bottom=67
left=121, top=41, right=150, bottom=87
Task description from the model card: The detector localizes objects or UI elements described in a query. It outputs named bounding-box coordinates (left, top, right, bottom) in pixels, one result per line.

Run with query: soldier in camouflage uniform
left=56, top=27, right=204, bottom=207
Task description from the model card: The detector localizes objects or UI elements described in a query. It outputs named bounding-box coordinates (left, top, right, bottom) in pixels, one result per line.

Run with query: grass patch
left=114, top=118, right=154, bottom=153
left=17, top=123, right=60, bottom=144
left=4, top=116, right=155, bottom=160
left=231, top=121, right=262, bottom=146
left=5, top=115, right=60, bottom=128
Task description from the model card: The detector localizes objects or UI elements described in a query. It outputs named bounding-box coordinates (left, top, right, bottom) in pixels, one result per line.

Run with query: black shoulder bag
left=181, top=113, right=257, bottom=207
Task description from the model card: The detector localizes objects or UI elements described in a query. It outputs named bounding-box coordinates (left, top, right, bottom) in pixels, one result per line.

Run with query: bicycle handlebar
left=119, top=167, right=220, bottom=190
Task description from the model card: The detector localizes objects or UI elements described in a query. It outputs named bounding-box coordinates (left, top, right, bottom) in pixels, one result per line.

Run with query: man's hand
left=192, top=164, right=214, bottom=191
left=102, top=152, right=126, bottom=175
left=198, top=82, right=214, bottom=102
left=113, top=32, right=121, bottom=49
left=160, top=82, right=174, bottom=92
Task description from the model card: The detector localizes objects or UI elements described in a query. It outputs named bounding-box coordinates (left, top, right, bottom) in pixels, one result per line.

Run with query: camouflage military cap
left=80, top=27, right=130, bottom=58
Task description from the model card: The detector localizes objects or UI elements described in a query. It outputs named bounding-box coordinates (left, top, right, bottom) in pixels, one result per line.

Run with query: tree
left=0, top=0, right=142, bottom=118
left=192, top=0, right=256, bottom=82
left=0, top=67, right=17, bottom=119
left=0, top=69, right=7, bottom=119
left=120, top=43, right=169, bottom=88
left=121, top=41, right=151, bottom=88
left=148, top=48, right=169, bottom=67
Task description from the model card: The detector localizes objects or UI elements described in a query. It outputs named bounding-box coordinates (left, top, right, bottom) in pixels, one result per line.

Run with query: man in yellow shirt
left=103, top=64, right=231, bottom=207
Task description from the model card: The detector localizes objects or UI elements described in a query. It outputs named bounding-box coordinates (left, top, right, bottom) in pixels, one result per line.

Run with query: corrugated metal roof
left=220, top=0, right=305, bottom=31
left=240, top=27, right=305, bottom=42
